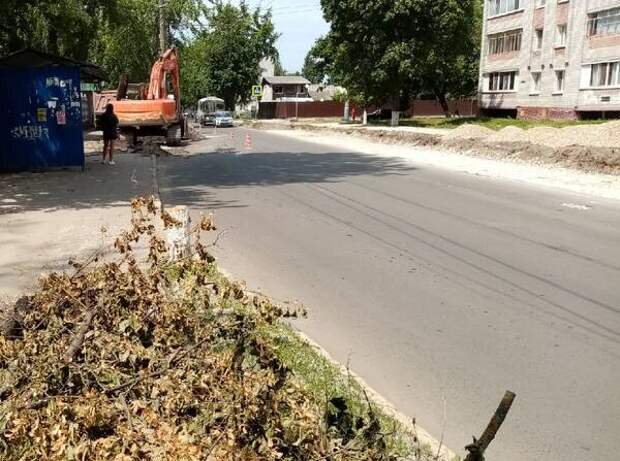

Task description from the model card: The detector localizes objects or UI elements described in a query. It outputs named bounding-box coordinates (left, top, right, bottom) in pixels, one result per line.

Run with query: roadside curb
left=292, top=329, right=458, bottom=461
left=215, top=266, right=457, bottom=459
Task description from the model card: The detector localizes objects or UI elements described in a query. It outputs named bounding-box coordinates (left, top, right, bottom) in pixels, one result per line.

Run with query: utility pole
left=154, top=0, right=166, bottom=210
left=159, top=0, right=167, bottom=54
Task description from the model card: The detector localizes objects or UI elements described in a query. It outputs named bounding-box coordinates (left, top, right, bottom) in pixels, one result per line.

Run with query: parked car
left=214, top=111, right=234, bottom=127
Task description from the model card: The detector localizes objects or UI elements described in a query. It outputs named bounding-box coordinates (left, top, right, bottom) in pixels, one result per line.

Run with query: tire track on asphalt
left=347, top=179, right=620, bottom=273
left=310, top=183, right=620, bottom=317
left=275, top=186, right=620, bottom=350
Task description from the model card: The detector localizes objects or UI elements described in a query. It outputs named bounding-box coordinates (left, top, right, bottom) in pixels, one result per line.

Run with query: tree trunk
left=390, top=110, right=400, bottom=127
left=390, top=94, right=400, bottom=127
left=159, top=0, right=167, bottom=54
left=165, top=206, right=191, bottom=261
left=436, top=91, right=452, bottom=118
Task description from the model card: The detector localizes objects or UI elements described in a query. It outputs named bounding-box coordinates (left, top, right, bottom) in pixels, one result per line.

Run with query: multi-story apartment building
left=479, top=0, right=620, bottom=119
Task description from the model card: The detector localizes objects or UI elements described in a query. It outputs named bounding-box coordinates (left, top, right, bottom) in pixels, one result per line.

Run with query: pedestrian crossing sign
left=252, top=85, right=263, bottom=97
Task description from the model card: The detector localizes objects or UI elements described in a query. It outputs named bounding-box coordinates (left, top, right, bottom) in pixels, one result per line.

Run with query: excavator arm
left=147, top=48, right=181, bottom=113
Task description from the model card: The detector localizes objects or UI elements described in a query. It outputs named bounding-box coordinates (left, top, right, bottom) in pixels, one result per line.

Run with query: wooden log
left=464, top=390, right=516, bottom=461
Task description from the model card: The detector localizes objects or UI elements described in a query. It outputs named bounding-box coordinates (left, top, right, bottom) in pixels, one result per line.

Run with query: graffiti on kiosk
left=11, top=125, right=50, bottom=141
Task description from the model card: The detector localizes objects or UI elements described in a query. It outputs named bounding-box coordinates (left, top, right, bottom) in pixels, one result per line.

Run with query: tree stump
left=165, top=205, right=191, bottom=261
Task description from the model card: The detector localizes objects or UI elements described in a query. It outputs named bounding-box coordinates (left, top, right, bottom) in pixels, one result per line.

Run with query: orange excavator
left=95, top=48, right=184, bottom=144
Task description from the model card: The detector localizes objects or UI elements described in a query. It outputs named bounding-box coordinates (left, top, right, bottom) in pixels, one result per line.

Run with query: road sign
left=252, top=85, right=263, bottom=97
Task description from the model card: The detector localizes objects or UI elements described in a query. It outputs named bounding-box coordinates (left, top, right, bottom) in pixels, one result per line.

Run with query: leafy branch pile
left=0, top=197, right=402, bottom=460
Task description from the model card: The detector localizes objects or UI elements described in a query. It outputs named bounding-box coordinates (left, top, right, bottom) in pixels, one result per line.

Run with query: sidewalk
left=0, top=153, right=152, bottom=297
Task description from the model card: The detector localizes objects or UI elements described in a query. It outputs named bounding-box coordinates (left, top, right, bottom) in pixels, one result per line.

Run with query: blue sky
left=231, top=0, right=329, bottom=72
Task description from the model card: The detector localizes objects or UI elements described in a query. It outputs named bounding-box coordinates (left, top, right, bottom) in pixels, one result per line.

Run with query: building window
left=588, top=7, right=620, bottom=37
left=531, top=72, right=541, bottom=92
left=534, top=29, right=544, bottom=50
left=555, top=70, right=565, bottom=93
left=488, top=30, right=522, bottom=54
left=489, top=0, right=521, bottom=16
left=488, top=71, right=518, bottom=91
left=536, top=0, right=546, bottom=7
left=556, top=24, right=567, bottom=47
left=589, top=62, right=620, bottom=87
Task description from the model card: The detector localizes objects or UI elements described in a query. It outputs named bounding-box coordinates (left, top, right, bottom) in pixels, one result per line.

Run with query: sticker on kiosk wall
left=37, top=108, right=47, bottom=122
left=57, top=110, right=66, bottom=125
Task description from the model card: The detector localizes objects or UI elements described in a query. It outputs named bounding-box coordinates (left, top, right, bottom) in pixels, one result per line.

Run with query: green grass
left=261, top=322, right=441, bottom=460
left=194, top=263, right=455, bottom=459
left=367, top=116, right=609, bottom=131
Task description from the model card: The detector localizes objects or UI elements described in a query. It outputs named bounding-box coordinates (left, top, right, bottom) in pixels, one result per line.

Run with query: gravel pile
left=486, top=126, right=525, bottom=144
left=526, top=124, right=620, bottom=148
left=586, top=120, right=620, bottom=147
left=448, top=120, right=620, bottom=149
left=445, top=124, right=494, bottom=139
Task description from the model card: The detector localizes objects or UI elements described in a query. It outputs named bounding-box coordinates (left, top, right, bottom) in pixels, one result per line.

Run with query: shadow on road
left=0, top=135, right=415, bottom=215
left=161, top=149, right=416, bottom=206
left=0, top=153, right=240, bottom=215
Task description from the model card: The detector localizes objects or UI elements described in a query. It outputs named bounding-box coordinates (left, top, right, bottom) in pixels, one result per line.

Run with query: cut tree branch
left=64, top=307, right=97, bottom=363
left=464, top=390, right=516, bottom=461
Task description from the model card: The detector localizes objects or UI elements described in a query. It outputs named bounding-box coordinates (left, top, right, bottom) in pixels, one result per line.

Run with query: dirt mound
left=445, top=120, right=620, bottom=149
left=524, top=127, right=565, bottom=148
left=585, top=120, right=620, bottom=148
left=446, top=123, right=494, bottom=139
left=486, top=126, right=525, bottom=144
left=552, top=145, right=620, bottom=173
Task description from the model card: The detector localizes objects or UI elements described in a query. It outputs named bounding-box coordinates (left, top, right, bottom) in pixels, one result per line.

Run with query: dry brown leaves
left=0, top=198, right=395, bottom=461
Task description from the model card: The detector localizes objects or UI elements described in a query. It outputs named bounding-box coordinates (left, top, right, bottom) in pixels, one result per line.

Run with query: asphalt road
left=161, top=127, right=620, bottom=460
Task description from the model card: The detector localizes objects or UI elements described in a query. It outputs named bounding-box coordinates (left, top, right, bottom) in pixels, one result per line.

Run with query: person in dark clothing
left=101, top=104, right=119, bottom=165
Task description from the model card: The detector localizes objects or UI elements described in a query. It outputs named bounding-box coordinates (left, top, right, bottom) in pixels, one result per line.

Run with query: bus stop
left=0, top=49, right=105, bottom=172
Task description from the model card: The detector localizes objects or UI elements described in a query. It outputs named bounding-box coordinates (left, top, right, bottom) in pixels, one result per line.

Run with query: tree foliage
left=0, top=0, right=118, bottom=60
left=317, top=0, right=482, bottom=114
left=0, top=0, right=275, bottom=107
left=181, top=2, right=279, bottom=109
left=90, top=0, right=208, bottom=87
left=413, top=0, right=481, bottom=112
left=0, top=0, right=206, bottom=85
left=301, top=36, right=333, bottom=84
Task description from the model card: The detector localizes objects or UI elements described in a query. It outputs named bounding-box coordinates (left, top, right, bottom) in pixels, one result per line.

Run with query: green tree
left=273, top=56, right=286, bottom=76
left=0, top=0, right=206, bottom=90
left=179, top=37, right=211, bottom=106
left=90, top=0, right=208, bottom=87
left=182, top=2, right=278, bottom=109
left=301, top=36, right=333, bottom=84
left=319, top=0, right=482, bottom=118
left=414, top=0, right=482, bottom=115
left=320, top=0, right=422, bottom=112
left=0, top=0, right=118, bottom=60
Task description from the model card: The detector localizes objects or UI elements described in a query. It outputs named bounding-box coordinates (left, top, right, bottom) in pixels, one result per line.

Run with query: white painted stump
left=165, top=205, right=191, bottom=261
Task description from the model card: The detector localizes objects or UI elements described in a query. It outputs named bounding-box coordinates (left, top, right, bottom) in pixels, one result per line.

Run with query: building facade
left=260, top=76, right=312, bottom=102
left=479, top=0, right=620, bottom=119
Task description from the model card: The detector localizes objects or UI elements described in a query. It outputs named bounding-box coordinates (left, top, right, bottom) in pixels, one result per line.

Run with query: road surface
left=161, top=127, right=620, bottom=460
